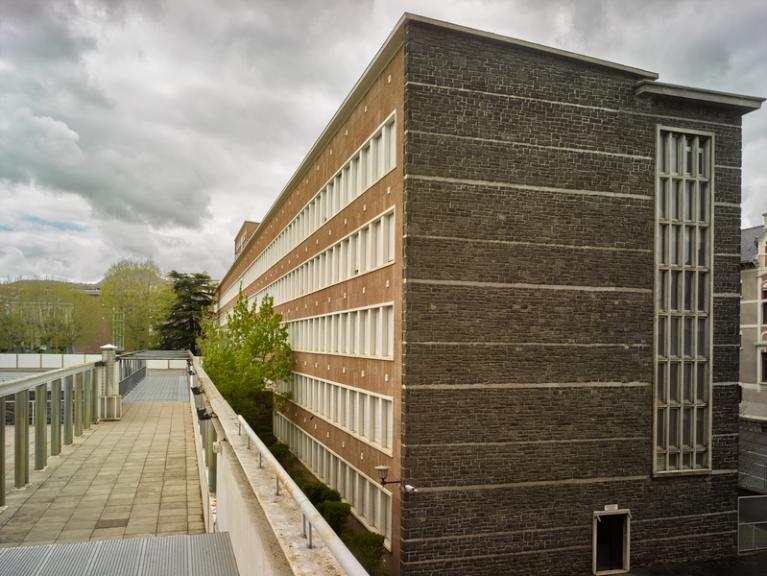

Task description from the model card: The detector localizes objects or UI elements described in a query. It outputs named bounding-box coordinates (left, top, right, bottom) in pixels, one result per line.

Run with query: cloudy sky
left=1, top=0, right=765, bottom=283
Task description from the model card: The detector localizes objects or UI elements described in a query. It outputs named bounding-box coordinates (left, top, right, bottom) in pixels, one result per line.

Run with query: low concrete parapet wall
left=0, top=353, right=101, bottom=370
left=190, top=357, right=364, bottom=576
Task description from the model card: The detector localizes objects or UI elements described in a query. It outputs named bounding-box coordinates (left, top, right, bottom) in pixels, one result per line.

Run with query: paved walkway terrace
left=0, top=373, right=204, bottom=547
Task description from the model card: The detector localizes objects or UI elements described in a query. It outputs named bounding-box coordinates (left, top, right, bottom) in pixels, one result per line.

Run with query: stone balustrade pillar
left=99, top=344, right=122, bottom=420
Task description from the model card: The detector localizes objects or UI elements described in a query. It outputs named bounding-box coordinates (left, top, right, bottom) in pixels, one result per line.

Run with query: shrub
left=317, top=500, right=350, bottom=534
left=345, top=531, right=385, bottom=574
left=269, top=442, right=289, bottom=460
left=300, top=481, right=341, bottom=505
left=199, top=294, right=292, bottom=424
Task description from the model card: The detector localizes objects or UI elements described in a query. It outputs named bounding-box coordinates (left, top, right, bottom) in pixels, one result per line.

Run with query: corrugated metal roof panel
left=36, top=541, right=103, bottom=576
left=191, top=532, right=240, bottom=576
left=0, top=543, right=52, bottom=576
left=88, top=538, right=144, bottom=576
left=0, top=534, right=238, bottom=576
left=143, top=534, right=189, bottom=576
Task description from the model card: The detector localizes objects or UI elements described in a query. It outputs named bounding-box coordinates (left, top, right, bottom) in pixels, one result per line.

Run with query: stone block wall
left=400, top=20, right=743, bottom=575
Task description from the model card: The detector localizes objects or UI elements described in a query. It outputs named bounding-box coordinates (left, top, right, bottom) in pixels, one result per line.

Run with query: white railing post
left=0, top=398, right=4, bottom=506
left=51, top=379, right=61, bottom=455
left=14, top=390, right=29, bottom=487
left=34, top=383, right=47, bottom=470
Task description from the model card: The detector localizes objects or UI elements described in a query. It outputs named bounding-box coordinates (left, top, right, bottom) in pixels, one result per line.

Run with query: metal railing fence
left=0, top=362, right=99, bottom=505
left=0, top=353, right=145, bottom=506
left=236, top=414, right=369, bottom=574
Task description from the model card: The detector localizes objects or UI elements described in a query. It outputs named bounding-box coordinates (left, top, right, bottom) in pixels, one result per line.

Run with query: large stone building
left=215, top=14, right=763, bottom=575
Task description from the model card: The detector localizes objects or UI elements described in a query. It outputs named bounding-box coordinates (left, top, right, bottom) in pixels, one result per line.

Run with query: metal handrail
left=0, top=361, right=96, bottom=396
left=236, top=414, right=369, bottom=576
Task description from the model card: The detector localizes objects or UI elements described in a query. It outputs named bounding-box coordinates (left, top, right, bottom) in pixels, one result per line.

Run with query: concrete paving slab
left=0, top=395, right=204, bottom=546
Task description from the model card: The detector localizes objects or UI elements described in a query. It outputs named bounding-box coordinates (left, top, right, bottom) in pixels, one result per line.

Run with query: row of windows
left=220, top=114, right=397, bottom=309
left=250, top=210, right=396, bottom=309
left=287, top=304, right=395, bottom=360
left=274, top=412, right=392, bottom=544
left=279, top=372, right=393, bottom=451
left=655, top=128, right=713, bottom=474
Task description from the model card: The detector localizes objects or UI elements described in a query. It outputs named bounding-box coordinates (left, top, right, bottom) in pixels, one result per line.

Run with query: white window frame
left=592, top=509, right=630, bottom=576
left=272, top=413, right=393, bottom=547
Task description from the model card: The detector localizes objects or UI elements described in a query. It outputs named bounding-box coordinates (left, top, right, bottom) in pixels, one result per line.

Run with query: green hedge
left=299, top=480, right=341, bottom=505
left=345, top=532, right=385, bottom=574
left=317, top=500, right=350, bottom=533
left=266, top=439, right=387, bottom=573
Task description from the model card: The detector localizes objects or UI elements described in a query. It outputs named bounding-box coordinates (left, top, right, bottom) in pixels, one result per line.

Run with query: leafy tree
left=157, top=271, right=216, bottom=353
left=100, top=259, right=172, bottom=351
left=199, top=294, right=292, bottom=423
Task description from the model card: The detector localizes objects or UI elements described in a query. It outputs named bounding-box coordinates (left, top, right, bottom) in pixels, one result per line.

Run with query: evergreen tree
left=158, top=271, right=216, bottom=353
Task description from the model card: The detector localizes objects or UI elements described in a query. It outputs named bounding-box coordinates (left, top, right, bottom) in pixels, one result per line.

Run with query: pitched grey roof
left=742, top=225, right=763, bottom=264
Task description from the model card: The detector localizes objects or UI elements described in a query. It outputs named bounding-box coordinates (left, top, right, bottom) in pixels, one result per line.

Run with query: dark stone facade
left=400, top=21, right=744, bottom=575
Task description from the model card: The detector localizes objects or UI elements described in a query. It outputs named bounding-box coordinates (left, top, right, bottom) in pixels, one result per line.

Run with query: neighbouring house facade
left=215, top=14, right=763, bottom=575
left=739, top=221, right=767, bottom=493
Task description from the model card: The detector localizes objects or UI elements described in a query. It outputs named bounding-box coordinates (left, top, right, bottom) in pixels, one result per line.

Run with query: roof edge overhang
left=403, top=13, right=659, bottom=79
left=635, top=80, right=765, bottom=114
left=217, top=13, right=659, bottom=293
left=219, top=14, right=767, bottom=294
left=235, top=220, right=260, bottom=238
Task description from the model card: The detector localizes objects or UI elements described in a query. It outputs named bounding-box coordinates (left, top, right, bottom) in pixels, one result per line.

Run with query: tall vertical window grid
left=655, top=127, right=714, bottom=474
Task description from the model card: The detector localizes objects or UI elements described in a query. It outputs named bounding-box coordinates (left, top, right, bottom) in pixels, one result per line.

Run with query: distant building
left=741, top=220, right=767, bottom=390
left=216, top=14, right=763, bottom=576
left=234, top=221, right=260, bottom=259
left=0, top=280, right=108, bottom=353
left=739, top=218, right=767, bottom=492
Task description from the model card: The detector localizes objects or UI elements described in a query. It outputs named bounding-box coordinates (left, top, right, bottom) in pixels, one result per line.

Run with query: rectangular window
left=272, top=413, right=393, bottom=544
left=387, top=120, right=397, bottom=172
left=386, top=212, right=396, bottom=262
left=279, top=373, right=394, bottom=452
left=655, top=128, right=713, bottom=474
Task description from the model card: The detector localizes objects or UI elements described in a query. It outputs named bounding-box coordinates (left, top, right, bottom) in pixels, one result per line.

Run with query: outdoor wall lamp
left=375, top=465, right=418, bottom=493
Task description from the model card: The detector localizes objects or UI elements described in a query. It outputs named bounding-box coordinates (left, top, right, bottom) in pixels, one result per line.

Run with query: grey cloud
left=0, top=0, right=764, bottom=282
